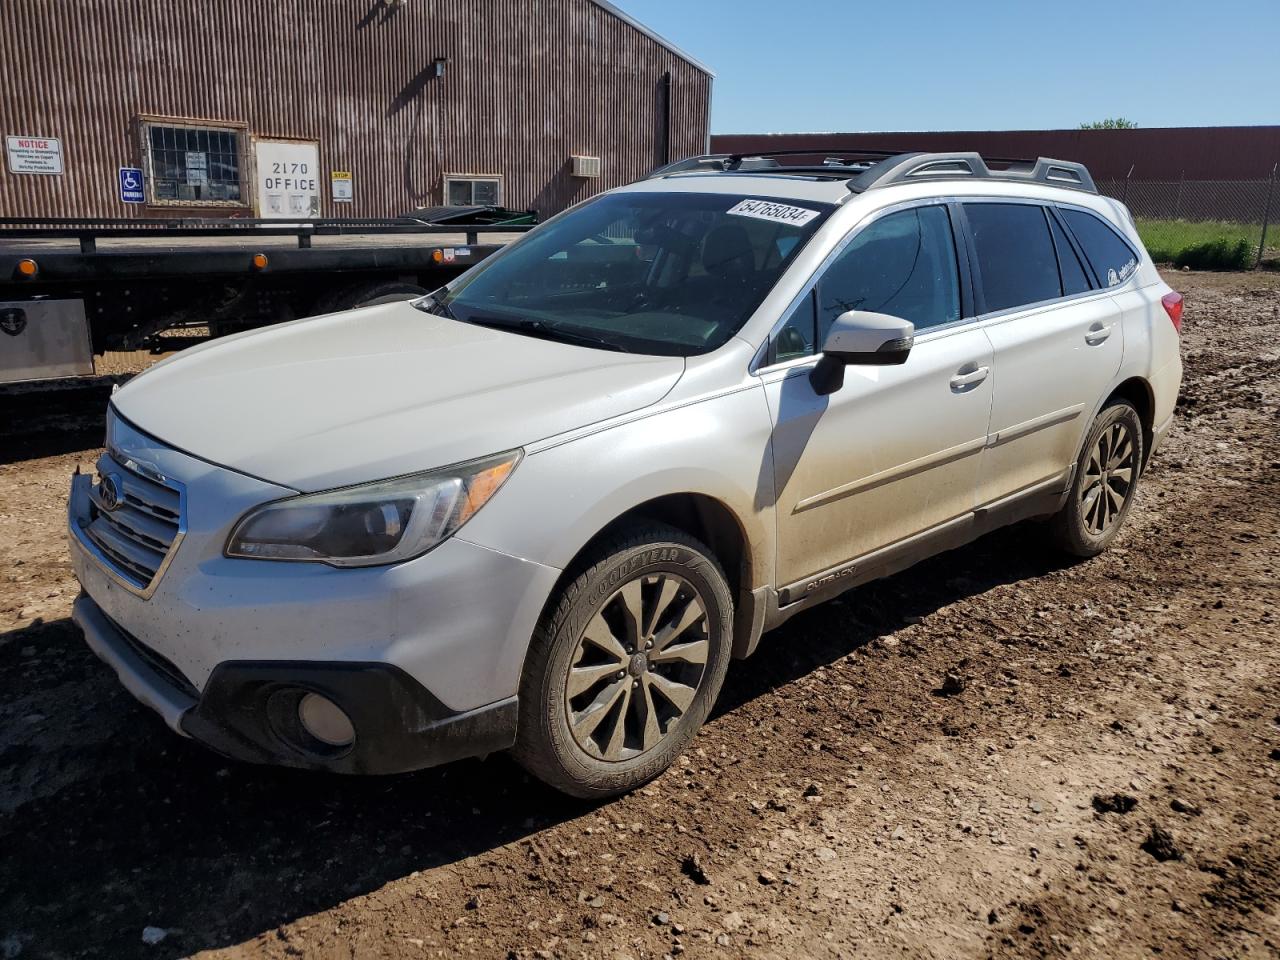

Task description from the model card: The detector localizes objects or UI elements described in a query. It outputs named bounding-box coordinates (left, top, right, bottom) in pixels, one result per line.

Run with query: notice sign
left=331, top=170, right=353, bottom=202
left=254, top=139, right=320, bottom=218
left=185, top=151, right=208, bottom=186
left=6, top=135, right=63, bottom=175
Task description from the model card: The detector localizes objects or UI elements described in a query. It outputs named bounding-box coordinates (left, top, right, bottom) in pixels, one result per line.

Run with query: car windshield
left=429, top=191, right=835, bottom=356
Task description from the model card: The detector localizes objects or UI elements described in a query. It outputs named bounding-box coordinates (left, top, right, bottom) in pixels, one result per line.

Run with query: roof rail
left=848, top=152, right=1097, bottom=194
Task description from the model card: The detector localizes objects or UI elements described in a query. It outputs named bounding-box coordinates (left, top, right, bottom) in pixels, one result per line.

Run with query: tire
left=1049, top=400, right=1145, bottom=558
left=512, top=523, right=734, bottom=798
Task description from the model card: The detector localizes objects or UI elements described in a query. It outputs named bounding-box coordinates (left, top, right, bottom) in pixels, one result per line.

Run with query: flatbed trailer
left=0, top=210, right=534, bottom=384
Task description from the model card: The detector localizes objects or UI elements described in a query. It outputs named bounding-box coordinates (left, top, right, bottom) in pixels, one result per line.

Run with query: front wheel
left=1049, top=400, right=1145, bottom=557
left=512, top=523, right=733, bottom=798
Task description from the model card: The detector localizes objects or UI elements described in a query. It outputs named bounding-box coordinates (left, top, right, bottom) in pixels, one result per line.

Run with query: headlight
left=225, top=450, right=520, bottom=567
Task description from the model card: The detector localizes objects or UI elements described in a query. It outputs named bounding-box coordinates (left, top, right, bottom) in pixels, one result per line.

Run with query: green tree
left=1080, top=118, right=1139, bottom=130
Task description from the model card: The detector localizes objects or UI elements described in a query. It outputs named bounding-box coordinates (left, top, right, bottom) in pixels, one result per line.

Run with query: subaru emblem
left=97, top=473, right=123, bottom=511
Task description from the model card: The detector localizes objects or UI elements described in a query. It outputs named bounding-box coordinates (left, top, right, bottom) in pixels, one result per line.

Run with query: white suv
left=69, top=150, right=1183, bottom=797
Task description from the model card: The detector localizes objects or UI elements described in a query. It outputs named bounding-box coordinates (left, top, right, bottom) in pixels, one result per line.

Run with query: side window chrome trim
left=751, top=197, right=963, bottom=376
left=966, top=284, right=1119, bottom=328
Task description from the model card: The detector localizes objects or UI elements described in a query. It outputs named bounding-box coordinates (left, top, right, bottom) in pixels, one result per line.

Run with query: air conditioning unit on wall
left=571, top=155, right=601, bottom=178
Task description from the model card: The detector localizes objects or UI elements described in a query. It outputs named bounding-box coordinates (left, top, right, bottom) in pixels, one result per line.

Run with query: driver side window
left=771, top=205, right=961, bottom=363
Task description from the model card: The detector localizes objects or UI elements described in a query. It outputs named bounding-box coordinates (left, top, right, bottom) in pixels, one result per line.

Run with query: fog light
left=297, top=692, right=355, bottom=746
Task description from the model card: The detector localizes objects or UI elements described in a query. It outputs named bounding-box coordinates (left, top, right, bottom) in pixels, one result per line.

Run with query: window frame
left=758, top=198, right=974, bottom=371
left=1045, top=205, right=1096, bottom=295
left=137, top=115, right=251, bottom=209
left=443, top=173, right=504, bottom=207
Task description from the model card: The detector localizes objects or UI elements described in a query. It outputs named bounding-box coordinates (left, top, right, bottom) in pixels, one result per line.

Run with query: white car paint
left=113, top=304, right=684, bottom=491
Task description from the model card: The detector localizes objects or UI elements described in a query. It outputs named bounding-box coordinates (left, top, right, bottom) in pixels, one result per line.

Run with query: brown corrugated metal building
left=0, top=0, right=712, bottom=220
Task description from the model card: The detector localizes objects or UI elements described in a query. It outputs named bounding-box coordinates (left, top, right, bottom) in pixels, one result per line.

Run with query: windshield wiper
left=414, top=290, right=457, bottom=321
left=464, top=315, right=630, bottom=353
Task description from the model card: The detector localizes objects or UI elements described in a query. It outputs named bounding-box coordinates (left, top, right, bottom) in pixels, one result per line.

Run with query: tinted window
left=817, top=205, right=961, bottom=339
left=1049, top=215, right=1092, bottom=295
left=965, top=203, right=1061, bottom=312
left=1061, top=209, right=1140, bottom=287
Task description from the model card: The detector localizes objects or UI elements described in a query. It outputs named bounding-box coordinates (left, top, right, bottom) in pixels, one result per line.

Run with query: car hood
left=111, top=302, right=685, bottom=491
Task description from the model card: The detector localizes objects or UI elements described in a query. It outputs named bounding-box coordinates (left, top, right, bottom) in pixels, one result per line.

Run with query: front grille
left=83, top=453, right=183, bottom=592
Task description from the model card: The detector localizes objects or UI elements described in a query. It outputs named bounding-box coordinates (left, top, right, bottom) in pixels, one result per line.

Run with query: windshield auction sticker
left=727, top=199, right=819, bottom=226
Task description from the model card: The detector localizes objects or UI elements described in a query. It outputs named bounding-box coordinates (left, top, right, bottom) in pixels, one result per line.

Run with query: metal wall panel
left=0, top=0, right=711, bottom=219
left=711, top=127, right=1280, bottom=182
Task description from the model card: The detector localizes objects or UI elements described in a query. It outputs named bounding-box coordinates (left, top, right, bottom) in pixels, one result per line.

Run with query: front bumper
left=75, top=593, right=519, bottom=774
left=68, top=413, right=561, bottom=773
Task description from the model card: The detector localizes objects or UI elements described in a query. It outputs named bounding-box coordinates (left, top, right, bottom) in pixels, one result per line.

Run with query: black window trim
left=756, top=198, right=972, bottom=373
left=1046, top=205, right=1100, bottom=290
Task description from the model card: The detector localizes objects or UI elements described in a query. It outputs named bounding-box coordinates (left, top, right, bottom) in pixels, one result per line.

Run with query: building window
left=142, top=120, right=246, bottom=204
left=445, top=175, right=502, bottom=206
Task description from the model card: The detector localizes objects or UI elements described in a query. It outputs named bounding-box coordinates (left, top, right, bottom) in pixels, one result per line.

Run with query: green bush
left=1171, top=237, right=1255, bottom=270
left=1136, top=219, right=1259, bottom=270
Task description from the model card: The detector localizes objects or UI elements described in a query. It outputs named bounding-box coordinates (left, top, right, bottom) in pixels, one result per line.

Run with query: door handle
left=949, top=365, right=989, bottom=390
left=1085, top=324, right=1113, bottom=345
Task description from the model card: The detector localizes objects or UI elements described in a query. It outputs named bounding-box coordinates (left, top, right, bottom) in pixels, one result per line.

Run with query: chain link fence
left=1097, top=171, right=1279, bottom=270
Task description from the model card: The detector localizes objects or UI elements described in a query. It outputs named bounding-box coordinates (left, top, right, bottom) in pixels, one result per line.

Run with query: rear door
left=964, top=201, right=1124, bottom=505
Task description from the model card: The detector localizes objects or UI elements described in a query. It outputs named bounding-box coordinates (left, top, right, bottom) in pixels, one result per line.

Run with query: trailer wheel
left=330, top=281, right=428, bottom=312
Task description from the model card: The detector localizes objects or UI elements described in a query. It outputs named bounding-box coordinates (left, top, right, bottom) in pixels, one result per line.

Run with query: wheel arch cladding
left=1105, top=376, right=1155, bottom=465
left=537, top=493, right=750, bottom=644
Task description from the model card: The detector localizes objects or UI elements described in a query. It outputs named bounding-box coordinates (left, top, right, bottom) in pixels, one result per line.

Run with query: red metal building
left=711, top=127, right=1280, bottom=181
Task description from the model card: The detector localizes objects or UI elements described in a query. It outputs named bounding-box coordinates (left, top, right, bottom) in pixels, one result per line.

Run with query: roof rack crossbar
left=847, top=152, right=1097, bottom=194
left=645, top=149, right=1097, bottom=195
left=646, top=146, right=911, bottom=180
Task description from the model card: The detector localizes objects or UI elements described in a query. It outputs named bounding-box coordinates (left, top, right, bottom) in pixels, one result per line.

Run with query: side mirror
left=810, top=310, right=915, bottom=395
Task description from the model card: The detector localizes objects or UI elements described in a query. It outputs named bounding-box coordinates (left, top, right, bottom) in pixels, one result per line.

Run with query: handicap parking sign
left=118, top=167, right=145, bottom=204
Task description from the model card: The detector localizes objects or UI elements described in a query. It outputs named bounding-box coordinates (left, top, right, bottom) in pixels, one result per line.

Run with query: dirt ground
left=0, top=271, right=1277, bottom=960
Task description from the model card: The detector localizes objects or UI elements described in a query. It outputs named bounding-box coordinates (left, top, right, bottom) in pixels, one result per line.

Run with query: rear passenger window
left=1049, top=215, right=1092, bottom=295
left=964, top=203, right=1060, bottom=313
left=1061, top=209, right=1140, bottom=287
left=816, top=205, right=961, bottom=339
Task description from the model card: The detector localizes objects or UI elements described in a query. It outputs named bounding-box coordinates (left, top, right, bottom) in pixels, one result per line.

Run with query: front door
left=762, top=204, right=994, bottom=589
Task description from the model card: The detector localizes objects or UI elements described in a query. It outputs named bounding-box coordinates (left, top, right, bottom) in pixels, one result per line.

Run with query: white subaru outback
left=69, top=150, right=1183, bottom=797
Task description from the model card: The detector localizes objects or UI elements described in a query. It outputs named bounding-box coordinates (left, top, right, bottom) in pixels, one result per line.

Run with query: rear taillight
left=1161, top=291, right=1183, bottom=334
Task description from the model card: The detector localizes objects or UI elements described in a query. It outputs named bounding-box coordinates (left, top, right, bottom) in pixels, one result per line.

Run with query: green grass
left=1135, top=219, right=1262, bottom=269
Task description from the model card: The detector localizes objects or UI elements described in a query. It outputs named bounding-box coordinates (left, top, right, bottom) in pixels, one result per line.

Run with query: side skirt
left=755, top=469, right=1072, bottom=637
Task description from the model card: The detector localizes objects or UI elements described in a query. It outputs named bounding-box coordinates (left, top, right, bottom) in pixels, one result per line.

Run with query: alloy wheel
left=564, top=573, right=710, bottom=762
left=1081, top=420, right=1137, bottom=536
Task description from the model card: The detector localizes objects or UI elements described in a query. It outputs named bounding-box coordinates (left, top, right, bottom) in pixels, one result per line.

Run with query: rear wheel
left=1049, top=400, right=1144, bottom=557
left=512, top=523, right=733, bottom=798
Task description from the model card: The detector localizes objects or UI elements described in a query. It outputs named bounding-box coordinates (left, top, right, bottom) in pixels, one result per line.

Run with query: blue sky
left=611, top=0, right=1280, bottom=134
